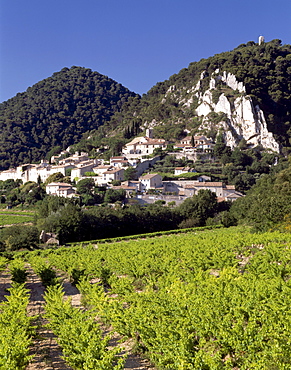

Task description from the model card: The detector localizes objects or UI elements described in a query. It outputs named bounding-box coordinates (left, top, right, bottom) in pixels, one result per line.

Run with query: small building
left=121, top=180, right=142, bottom=192
left=198, top=175, right=211, bottom=182
left=102, top=168, right=125, bottom=183
left=70, top=161, right=97, bottom=180
left=180, top=135, right=210, bottom=146
left=123, top=136, right=167, bottom=156
left=174, top=167, right=196, bottom=176
left=92, top=165, right=113, bottom=176
left=111, top=184, right=138, bottom=198
left=110, top=156, right=128, bottom=167
left=46, top=182, right=76, bottom=198
left=139, top=173, right=163, bottom=191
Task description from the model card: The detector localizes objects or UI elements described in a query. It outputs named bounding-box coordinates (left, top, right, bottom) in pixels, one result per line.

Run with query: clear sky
left=0, top=0, right=290, bottom=102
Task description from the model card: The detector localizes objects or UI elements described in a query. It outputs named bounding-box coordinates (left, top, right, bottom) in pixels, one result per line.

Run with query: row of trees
left=0, top=189, right=230, bottom=250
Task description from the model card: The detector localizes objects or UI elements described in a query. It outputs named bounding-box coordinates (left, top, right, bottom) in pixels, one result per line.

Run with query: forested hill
left=1, top=40, right=291, bottom=169
left=101, top=39, right=291, bottom=150
left=0, top=66, right=139, bottom=170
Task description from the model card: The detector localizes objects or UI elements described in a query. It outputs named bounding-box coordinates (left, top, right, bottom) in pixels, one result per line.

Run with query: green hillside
left=90, top=39, right=291, bottom=151
left=0, top=66, right=139, bottom=170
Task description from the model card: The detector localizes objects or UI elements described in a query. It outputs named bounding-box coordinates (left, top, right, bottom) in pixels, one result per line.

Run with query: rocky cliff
left=164, top=70, right=280, bottom=152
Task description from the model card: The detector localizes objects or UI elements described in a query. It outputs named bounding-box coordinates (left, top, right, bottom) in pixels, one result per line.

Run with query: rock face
left=166, top=70, right=280, bottom=152
left=193, top=70, right=280, bottom=152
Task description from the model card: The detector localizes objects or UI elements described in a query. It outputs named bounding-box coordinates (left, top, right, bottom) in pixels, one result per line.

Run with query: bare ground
left=0, top=268, right=11, bottom=302
left=25, top=266, right=72, bottom=370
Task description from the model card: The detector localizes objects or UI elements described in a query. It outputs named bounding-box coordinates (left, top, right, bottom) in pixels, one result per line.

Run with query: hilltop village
left=0, top=129, right=243, bottom=206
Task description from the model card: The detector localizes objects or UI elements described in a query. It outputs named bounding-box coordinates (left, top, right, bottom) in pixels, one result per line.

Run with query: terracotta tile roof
left=184, top=182, right=223, bottom=188
left=104, top=168, right=124, bottom=174
left=194, top=182, right=223, bottom=187
left=140, top=173, right=161, bottom=179
left=46, top=182, right=73, bottom=187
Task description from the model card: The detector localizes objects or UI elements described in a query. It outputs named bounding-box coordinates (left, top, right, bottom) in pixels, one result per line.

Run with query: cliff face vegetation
left=0, top=66, right=139, bottom=170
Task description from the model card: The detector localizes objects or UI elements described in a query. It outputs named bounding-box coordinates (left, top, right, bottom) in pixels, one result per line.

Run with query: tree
left=46, top=146, right=61, bottom=163
left=76, top=178, right=95, bottom=195
left=0, top=225, right=39, bottom=251
left=124, top=167, right=137, bottom=181
left=178, top=189, right=218, bottom=226
left=213, top=133, right=232, bottom=159
left=104, top=189, right=126, bottom=203
left=231, top=148, right=252, bottom=167
left=190, top=135, right=195, bottom=147
left=26, top=186, right=46, bottom=204
left=56, top=203, right=85, bottom=244
left=45, top=172, right=64, bottom=185
left=37, top=195, right=67, bottom=218
left=229, top=165, right=291, bottom=231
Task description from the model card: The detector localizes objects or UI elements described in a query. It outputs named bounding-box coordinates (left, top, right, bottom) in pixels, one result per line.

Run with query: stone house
left=70, top=161, right=97, bottom=181
left=110, top=184, right=138, bottom=198
left=102, top=168, right=125, bottom=183
left=180, top=135, right=211, bottom=146
left=184, top=182, right=225, bottom=197
left=139, top=173, right=163, bottom=191
left=110, top=156, right=129, bottom=167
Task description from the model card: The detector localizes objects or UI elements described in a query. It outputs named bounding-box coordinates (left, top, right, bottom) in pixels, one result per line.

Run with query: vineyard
left=1, top=226, right=291, bottom=369
left=0, top=210, right=35, bottom=226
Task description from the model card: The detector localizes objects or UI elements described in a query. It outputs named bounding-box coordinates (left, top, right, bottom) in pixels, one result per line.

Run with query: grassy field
left=0, top=210, right=35, bottom=226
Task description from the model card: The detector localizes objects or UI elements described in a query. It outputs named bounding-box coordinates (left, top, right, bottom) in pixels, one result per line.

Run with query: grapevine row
left=0, top=283, right=35, bottom=370
left=43, top=284, right=126, bottom=370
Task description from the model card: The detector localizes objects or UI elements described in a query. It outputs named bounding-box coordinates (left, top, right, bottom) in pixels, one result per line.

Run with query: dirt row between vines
left=0, top=267, right=154, bottom=370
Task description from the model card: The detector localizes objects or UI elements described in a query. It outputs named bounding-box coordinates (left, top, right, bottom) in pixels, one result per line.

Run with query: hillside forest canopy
left=0, top=66, right=138, bottom=170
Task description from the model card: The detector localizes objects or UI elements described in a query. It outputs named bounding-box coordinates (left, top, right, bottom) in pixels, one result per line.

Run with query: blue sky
left=1, top=0, right=290, bottom=102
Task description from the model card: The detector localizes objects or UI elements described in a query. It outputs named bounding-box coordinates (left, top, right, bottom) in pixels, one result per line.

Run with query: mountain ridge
left=99, top=39, right=290, bottom=150
left=1, top=39, right=291, bottom=169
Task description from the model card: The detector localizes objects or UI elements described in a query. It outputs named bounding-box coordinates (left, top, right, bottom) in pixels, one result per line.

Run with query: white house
left=0, top=162, right=74, bottom=183
left=139, top=173, right=163, bottom=191
left=92, top=165, right=113, bottom=176
left=123, top=136, right=167, bottom=156
left=174, top=167, right=196, bottom=176
left=46, top=182, right=76, bottom=198
left=102, top=168, right=125, bottom=183
left=70, top=161, right=97, bottom=181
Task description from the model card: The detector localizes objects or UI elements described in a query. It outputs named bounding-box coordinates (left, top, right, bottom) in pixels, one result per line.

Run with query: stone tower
left=258, top=35, right=265, bottom=45
left=146, top=128, right=153, bottom=139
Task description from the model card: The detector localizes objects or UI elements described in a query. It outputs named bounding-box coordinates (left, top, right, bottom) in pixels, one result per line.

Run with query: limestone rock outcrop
left=191, top=70, right=279, bottom=152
